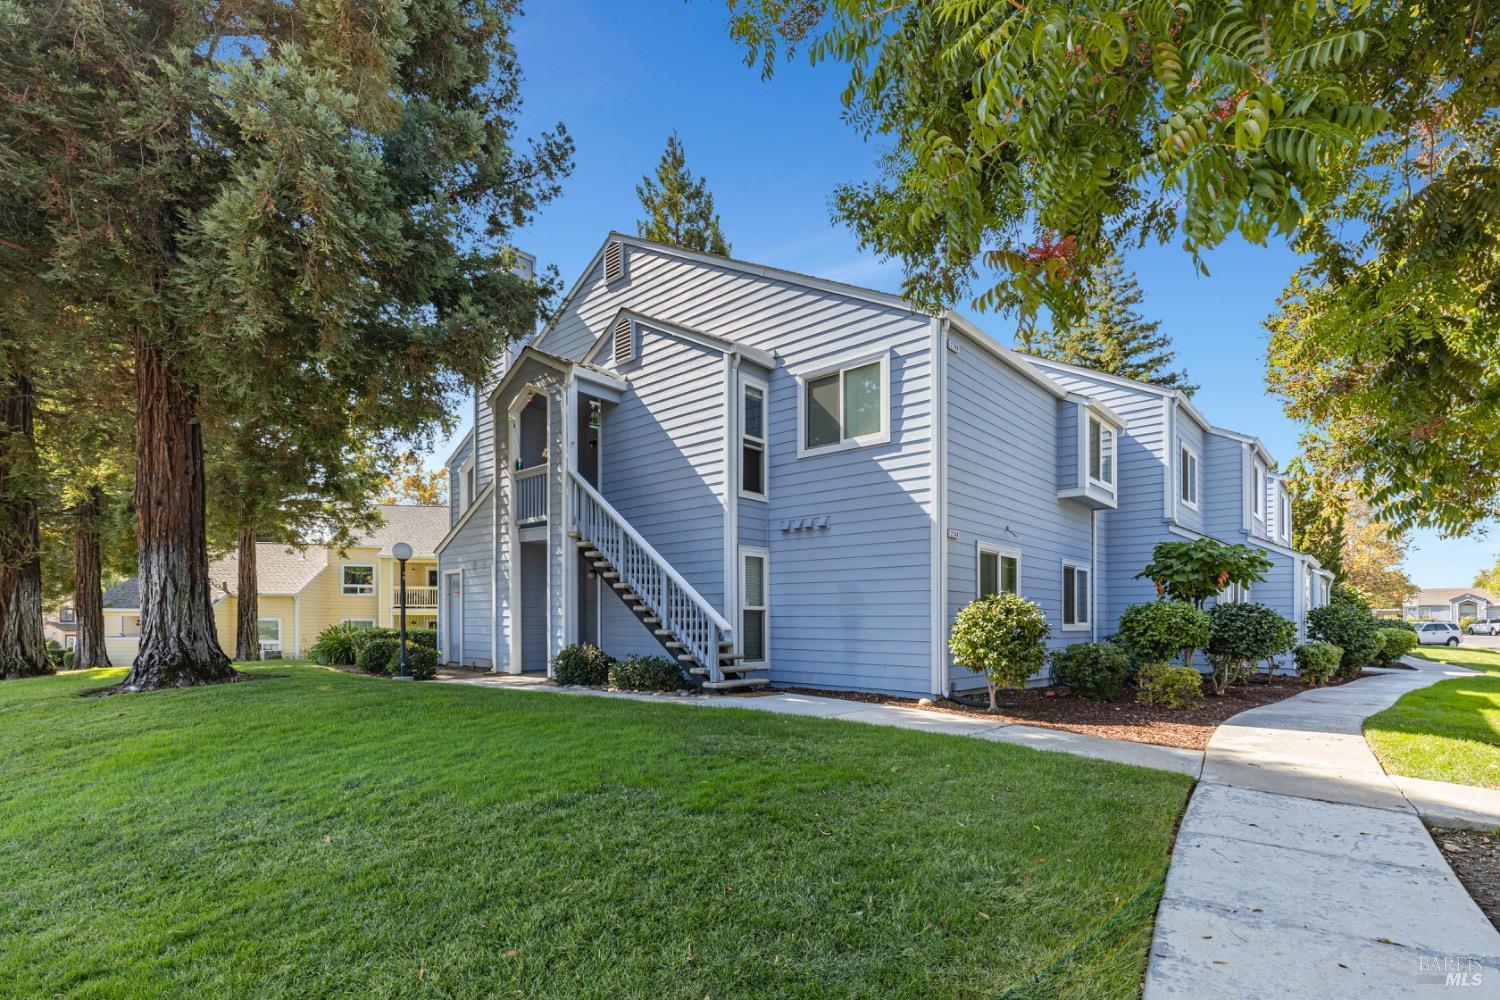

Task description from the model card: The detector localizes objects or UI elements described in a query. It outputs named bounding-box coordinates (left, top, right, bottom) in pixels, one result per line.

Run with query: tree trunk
left=72, top=485, right=111, bottom=669
left=0, top=372, right=51, bottom=679
left=121, top=338, right=234, bottom=690
left=235, top=527, right=259, bottom=661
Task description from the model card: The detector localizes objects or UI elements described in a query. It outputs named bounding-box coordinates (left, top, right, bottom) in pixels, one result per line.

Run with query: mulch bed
left=1434, top=828, right=1500, bottom=931
left=774, top=672, right=1377, bottom=751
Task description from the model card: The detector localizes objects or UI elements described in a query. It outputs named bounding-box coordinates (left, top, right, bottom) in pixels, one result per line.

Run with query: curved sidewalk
left=1145, top=658, right=1500, bottom=998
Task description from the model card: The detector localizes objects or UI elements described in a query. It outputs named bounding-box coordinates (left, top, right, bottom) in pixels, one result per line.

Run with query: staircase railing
left=568, top=471, right=731, bottom=681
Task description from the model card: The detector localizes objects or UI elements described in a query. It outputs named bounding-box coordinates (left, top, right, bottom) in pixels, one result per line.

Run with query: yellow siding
left=295, top=546, right=382, bottom=654
left=103, top=609, right=140, bottom=665
left=214, top=597, right=237, bottom=655
left=376, top=556, right=439, bottom=628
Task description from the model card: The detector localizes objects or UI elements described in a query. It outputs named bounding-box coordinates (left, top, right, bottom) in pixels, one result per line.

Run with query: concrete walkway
left=436, top=671, right=1203, bottom=776
left=1145, top=657, right=1500, bottom=998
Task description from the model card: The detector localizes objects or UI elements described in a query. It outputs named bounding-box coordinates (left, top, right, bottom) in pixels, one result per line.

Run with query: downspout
left=1090, top=509, right=1098, bottom=642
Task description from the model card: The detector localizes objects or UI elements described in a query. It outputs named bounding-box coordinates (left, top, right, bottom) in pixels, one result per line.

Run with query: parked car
left=1417, top=622, right=1463, bottom=646
left=1468, top=620, right=1498, bottom=636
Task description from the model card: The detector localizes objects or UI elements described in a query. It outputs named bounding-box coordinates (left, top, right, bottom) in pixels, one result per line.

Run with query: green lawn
left=1365, top=646, right=1500, bottom=789
left=0, top=664, right=1191, bottom=1000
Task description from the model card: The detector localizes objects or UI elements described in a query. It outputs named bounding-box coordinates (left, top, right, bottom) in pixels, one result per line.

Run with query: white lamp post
left=393, top=541, right=412, bottom=678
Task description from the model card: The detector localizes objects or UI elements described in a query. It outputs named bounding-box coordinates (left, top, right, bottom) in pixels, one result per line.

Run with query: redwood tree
left=0, top=371, right=49, bottom=679
left=3, top=0, right=570, bottom=688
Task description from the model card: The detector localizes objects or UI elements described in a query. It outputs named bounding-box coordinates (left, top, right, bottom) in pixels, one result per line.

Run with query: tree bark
left=235, top=527, right=259, bottom=661
left=0, top=372, right=51, bottom=679
left=121, top=338, right=234, bottom=689
left=72, top=485, right=111, bottom=669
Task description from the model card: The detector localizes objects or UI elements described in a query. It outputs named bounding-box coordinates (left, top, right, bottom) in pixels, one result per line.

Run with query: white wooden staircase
left=569, top=472, right=769, bottom=691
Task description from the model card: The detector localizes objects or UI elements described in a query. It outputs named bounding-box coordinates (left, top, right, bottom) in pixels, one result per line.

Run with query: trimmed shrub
left=356, top=638, right=399, bottom=675
left=1050, top=642, right=1131, bottom=701
left=403, top=627, right=438, bottom=649
left=309, top=622, right=363, bottom=666
left=1374, top=627, right=1418, bottom=665
left=1135, top=662, right=1204, bottom=710
left=1306, top=602, right=1381, bottom=679
left=949, top=593, right=1051, bottom=711
left=608, top=655, right=684, bottom=692
left=552, top=643, right=613, bottom=686
left=1117, top=601, right=1212, bottom=667
left=45, top=640, right=65, bottom=668
left=390, top=642, right=438, bottom=680
left=1294, top=642, right=1341, bottom=686
left=1206, top=602, right=1297, bottom=693
left=62, top=649, right=75, bottom=669
left=351, top=627, right=401, bottom=653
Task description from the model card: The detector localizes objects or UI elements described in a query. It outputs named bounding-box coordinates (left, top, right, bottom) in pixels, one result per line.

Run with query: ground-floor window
left=978, top=543, right=1020, bottom=598
left=740, top=548, right=768, bottom=665
left=258, top=618, right=283, bottom=659
left=1061, top=562, right=1090, bottom=630
left=344, top=619, right=375, bottom=630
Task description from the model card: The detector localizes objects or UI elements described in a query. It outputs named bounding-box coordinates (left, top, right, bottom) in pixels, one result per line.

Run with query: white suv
left=1468, top=620, right=1498, bottom=636
left=1416, top=622, right=1462, bottom=647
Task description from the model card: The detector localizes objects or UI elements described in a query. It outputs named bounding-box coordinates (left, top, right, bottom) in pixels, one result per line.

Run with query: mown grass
left=0, top=664, right=1191, bottom=999
left=1366, top=646, right=1500, bottom=789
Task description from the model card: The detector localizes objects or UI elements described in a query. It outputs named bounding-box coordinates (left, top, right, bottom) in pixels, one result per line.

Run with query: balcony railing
left=515, top=465, right=547, bottom=525
left=396, top=585, right=438, bottom=609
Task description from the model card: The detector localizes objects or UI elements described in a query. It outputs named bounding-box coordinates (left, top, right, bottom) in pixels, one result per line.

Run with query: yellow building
left=101, top=504, right=448, bottom=662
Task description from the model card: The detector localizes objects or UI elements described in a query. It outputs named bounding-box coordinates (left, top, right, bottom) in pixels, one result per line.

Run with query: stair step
left=599, top=571, right=619, bottom=580
left=689, top=666, right=710, bottom=676
left=702, top=677, right=771, bottom=691
left=583, top=549, right=601, bottom=558
left=676, top=654, right=697, bottom=663
left=719, top=653, right=746, bottom=662
left=653, top=629, right=672, bottom=637
left=632, top=604, right=649, bottom=613
left=642, top=616, right=660, bottom=625
left=568, top=531, right=582, bottom=540
left=621, top=593, right=641, bottom=602
left=591, top=560, right=610, bottom=568
left=664, top=641, right=684, bottom=649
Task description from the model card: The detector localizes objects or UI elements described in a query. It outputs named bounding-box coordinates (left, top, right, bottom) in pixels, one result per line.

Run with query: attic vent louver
left=603, top=240, right=625, bottom=283
left=612, top=315, right=635, bottom=366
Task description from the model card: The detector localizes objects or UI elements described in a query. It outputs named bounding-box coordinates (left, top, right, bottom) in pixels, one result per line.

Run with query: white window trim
left=341, top=563, right=376, bottom=596
left=1277, top=486, right=1291, bottom=543
left=976, top=541, right=1022, bottom=597
left=458, top=455, right=476, bottom=510
left=795, top=351, right=891, bottom=458
left=258, top=617, right=284, bottom=655
left=739, top=546, right=769, bottom=667
left=738, top=373, right=769, bottom=501
left=1179, top=443, right=1200, bottom=511
left=1252, top=460, right=1267, bottom=521
left=1086, top=415, right=1116, bottom=491
left=1061, top=560, right=1091, bottom=632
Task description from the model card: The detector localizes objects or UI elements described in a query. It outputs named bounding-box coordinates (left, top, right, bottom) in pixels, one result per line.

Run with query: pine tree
left=1019, top=255, right=1196, bottom=394
left=3, top=0, right=571, bottom=689
left=636, top=135, right=731, bottom=255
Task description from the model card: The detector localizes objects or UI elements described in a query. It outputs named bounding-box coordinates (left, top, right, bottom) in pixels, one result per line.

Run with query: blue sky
left=427, top=0, right=1493, bottom=589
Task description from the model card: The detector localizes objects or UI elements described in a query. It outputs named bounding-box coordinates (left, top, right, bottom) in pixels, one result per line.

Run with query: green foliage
left=608, top=655, right=684, bottom=693
left=351, top=627, right=401, bottom=652
left=1019, top=254, right=1194, bottom=394
left=1136, top=539, right=1274, bottom=607
left=403, top=628, right=438, bottom=650
left=393, top=643, right=438, bottom=681
left=1306, top=602, right=1381, bottom=678
left=1206, top=602, right=1297, bottom=692
left=949, top=594, right=1051, bottom=711
left=636, top=134, right=731, bottom=255
left=355, top=639, right=399, bottom=676
left=1286, top=460, right=1345, bottom=582
left=1117, top=601, right=1213, bottom=668
left=552, top=643, right=613, bottom=687
left=1458, top=616, right=1479, bottom=633
left=1135, top=663, right=1205, bottom=711
left=61, top=650, right=74, bottom=669
left=727, top=0, right=1500, bottom=535
left=1375, top=627, right=1419, bottom=665
left=309, top=622, right=363, bottom=666
left=1050, top=642, right=1131, bottom=702
left=1294, top=642, right=1342, bottom=686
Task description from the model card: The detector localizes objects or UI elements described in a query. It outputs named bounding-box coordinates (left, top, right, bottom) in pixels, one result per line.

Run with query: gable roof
left=356, top=503, right=450, bottom=558
left=1406, top=588, right=1495, bottom=605
left=207, top=545, right=328, bottom=597
left=582, top=307, right=778, bottom=371
left=102, top=578, right=139, bottom=610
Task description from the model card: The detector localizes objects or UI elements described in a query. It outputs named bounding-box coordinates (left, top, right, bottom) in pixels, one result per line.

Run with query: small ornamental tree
left=1136, top=539, right=1274, bottom=607
left=1117, top=601, right=1213, bottom=669
left=949, top=593, right=1050, bottom=712
left=1206, top=602, right=1297, bottom=693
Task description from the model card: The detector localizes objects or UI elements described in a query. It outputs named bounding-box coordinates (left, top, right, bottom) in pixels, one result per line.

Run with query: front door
left=444, top=573, right=462, bottom=664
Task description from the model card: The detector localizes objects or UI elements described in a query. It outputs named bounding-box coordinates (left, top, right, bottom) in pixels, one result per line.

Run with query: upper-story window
left=458, top=456, right=475, bottom=510
left=342, top=564, right=375, bottom=596
left=800, top=354, right=888, bottom=456
left=740, top=376, right=768, bottom=499
left=1179, top=444, right=1200, bottom=510
left=59, top=607, right=75, bottom=624
left=1252, top=459, right=1267, bottom=522
left=1088, top=416, right=1115, bottom=488
left=1277, top=485, right=1291, bottom=543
